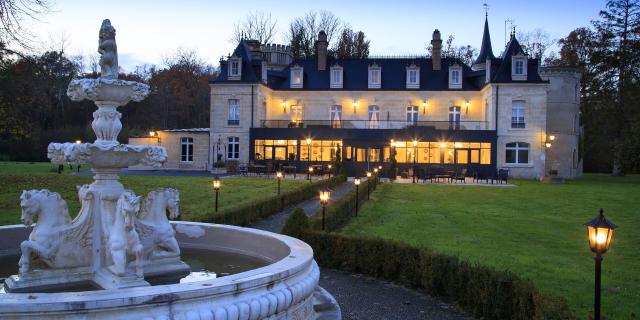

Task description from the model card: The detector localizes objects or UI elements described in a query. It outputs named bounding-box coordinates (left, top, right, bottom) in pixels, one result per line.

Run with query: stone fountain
left=0, top=19, right=339, bottom=320
left=5, top=19, right=188, bottom=292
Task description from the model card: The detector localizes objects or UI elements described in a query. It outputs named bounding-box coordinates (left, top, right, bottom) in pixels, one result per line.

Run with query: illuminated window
left=449, top=106, right=461, bottom=130
left=330, top=105, right=342, bottom=128
left=291, top=105, right=303, bottom=123
left=369, top=148, right=380, bottom=162
left=369, top=105, right=380, bottom=128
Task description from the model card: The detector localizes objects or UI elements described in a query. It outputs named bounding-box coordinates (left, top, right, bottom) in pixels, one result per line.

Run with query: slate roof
left=212, top=22, right=547, bottom=89
left=473, top=16, right=496, bottom=66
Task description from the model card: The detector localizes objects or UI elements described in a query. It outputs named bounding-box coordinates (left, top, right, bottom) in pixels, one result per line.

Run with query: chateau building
left=133, top=16, right=582, bottom=179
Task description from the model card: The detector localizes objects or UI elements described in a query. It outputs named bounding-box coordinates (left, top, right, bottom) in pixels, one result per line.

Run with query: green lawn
left=342, top=176, right=640, bottom=319
left=0, top=162, right=306, bottom=224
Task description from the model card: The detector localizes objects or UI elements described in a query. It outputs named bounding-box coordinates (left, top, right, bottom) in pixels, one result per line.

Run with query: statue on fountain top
left=98, top=19, right=118, bottom=79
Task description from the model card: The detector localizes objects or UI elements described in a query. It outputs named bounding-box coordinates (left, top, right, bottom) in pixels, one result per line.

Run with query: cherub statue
left=98, top=19, right=118, bottom=79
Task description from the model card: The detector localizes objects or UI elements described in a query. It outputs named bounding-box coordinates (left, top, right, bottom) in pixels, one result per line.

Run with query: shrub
left=309, top=178, right=378, bottom=232
left=300, top=231, right=575, bottom=320
left=193, top=175, right=346, bottom=226
left=281, top=208, right=310, bottom=238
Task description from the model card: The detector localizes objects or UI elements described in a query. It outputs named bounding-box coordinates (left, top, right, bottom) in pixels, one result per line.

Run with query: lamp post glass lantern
left=584, top=209, right=617, bottom=320
left=319, top=190, right=330, bottom=230
left=212, top=177, right=221, bottom=212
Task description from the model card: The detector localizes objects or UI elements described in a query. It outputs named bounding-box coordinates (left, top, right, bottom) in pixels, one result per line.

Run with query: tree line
left=0, top=48, right=216, bottom=161
left=545, top=0, right=640, bottom=174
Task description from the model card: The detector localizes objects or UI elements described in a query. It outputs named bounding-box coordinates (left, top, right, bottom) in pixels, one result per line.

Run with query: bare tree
left=287, top=10, right=342, bottom=58
left=231, top=11, right=277, bottom=45
left=517, top=28, right=556, bottom=60
left=0, top=0, right=51, bottom=53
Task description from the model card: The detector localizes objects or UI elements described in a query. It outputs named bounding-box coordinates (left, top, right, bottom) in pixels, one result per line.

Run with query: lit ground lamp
left=308, top=166, right=313, bottom=182
left=212, top=177, right=221, bottom=213
left=276, top=171, right=283, bottom=195
left=354, top=178, right=361, bottom=216
left=319, top=189, right=331, bottom=230
left=328, top=164, right=332, bottom=178
left=584, top=209, right=617, bottom=320
left=366, top=171, right=372, bottom=200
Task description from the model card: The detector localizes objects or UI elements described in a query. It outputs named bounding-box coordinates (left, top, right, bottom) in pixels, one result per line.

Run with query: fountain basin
left=67, top=78, right=149, bottom=105
left=0, top=222, right=338, bottom=320
left=48, top=142, right=167, bottom=168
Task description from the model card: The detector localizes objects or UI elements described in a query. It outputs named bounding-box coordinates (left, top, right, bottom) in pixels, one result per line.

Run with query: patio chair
left=239, top=163, right=248, bottom=176
left=451, top=168, right=467, bottom=183
left=496, top=168, right=509, bottom=184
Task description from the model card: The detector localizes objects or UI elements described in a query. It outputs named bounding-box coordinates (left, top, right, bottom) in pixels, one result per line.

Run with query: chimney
left=431, top=29, right=442, bottom=71
left=317, top=31, right=328, bottom=71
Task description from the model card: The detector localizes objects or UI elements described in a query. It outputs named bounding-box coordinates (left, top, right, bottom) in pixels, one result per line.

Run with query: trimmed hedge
left=301, top=231, right=575, bottom=320
left=193, top=175, right=346, bottom=226
left=285, top=177, right=574, bottom=319
left=281, top=208, right=309, bottom=238
left=309, top=176, right=377, bottom=231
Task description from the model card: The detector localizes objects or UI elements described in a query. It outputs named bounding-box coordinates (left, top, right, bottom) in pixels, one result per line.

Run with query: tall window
left=406, top=66, right=420, bottom=88
left=230, top=60, right=240, bottom=76
left=514, top=60, right=524, bottom=75
left=290, top=66, right=303, bottom=88
left=228, top=99, right=239, bottom=125
left=227, top=137, right=239, bottom=159
left=368, top=66, right=381, bottom=88
left=290, top=105, right=303, bottom=123
left=330, top=66, right=343, bottom=88
left=511, top=100, right=526, bottom=128
left=330, top=105, right=342, bottom=128
left=449, top=106, right=461, bottom=129
left=449, top=65, right=462, bottom=89
left=451, top=70, right=460, bottom=83
left=368, top=105, right=380, bottom=128
left=180, top=137, right=194, bottom=162
left=406, top=105, right=419, bottom=124
left=505, top=142, right=529, bottom=164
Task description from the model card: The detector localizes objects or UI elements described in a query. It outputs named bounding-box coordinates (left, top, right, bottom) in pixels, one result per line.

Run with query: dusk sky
left=26, top=0, right=604, bottom=71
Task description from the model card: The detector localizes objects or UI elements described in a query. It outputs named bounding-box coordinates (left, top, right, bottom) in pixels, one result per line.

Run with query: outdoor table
left=282, top=165, right=297, bottom=178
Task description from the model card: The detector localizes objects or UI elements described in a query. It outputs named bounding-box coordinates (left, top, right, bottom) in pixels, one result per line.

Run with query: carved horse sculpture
left=18, top=188, right=93, bottom=274
left=137, top=188, right=181, bottom=260
left=108, top=190, right=144, bottom=277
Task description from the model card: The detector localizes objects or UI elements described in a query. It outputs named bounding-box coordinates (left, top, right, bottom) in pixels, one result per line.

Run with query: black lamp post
left=308, top=166, right=313, bottom=182
left=412, top=140, right=418, bottom=183
left=327, top=164, right=332, bottom=179
left=306, top=137, right=312, bottom=167
left=584, top=209, right=617, bottom=320
left=276, top=171, right=282, bottom=195
left=212, top=177, right=221, bottom=213
left=354, top=178, right=361, bottom=216
left=366, top=171, right=372, bottom=200
left=319, top=190, right=330, bottom=230
left=373, top=168, right=379, bottom=189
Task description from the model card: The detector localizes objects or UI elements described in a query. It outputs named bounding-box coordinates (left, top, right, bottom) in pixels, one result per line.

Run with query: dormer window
left=330, top=65, right=343, bottom=89
left=290, top=65, right=303, bottom=88
left=449, top=64, right=462, bottom=89
left=406, top=64, right=420, bottom=89
left=228, top=57, right=242, bottom=80
left=511, top=55, right=527, bottom=81
left=368, top=64, right=381, bottom=89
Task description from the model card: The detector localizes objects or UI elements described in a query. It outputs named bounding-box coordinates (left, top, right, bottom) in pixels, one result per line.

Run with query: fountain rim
left=0, top=221, right=315, bottom=311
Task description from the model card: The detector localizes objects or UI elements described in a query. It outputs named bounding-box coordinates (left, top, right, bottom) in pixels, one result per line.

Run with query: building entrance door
left=274, top=146, right=287, bottom=160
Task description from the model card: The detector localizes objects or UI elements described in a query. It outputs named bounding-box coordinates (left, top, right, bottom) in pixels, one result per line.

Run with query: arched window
left=505, top=142, right=529, bottom=164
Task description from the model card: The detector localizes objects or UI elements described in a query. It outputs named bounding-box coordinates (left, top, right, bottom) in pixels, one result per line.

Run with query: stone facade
left=129, top=130, right=210, bottom=170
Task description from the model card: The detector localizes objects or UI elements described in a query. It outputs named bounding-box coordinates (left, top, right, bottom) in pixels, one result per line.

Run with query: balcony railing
left=259, top=120, right=491, bottom=130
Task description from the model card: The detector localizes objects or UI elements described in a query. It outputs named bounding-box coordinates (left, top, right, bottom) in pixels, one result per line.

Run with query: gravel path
left=252, top=180, right=354, bottom=233
left=252, top=180, right=473, bottom=320
left=320, top=269, right=471, bottom=320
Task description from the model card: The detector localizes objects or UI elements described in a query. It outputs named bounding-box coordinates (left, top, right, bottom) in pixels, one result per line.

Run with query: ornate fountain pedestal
left=4, top=23, right=190, bottom=291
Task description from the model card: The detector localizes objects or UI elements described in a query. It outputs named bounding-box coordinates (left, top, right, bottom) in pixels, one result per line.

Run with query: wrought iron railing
left=259, top=120, right=491, bottom=130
